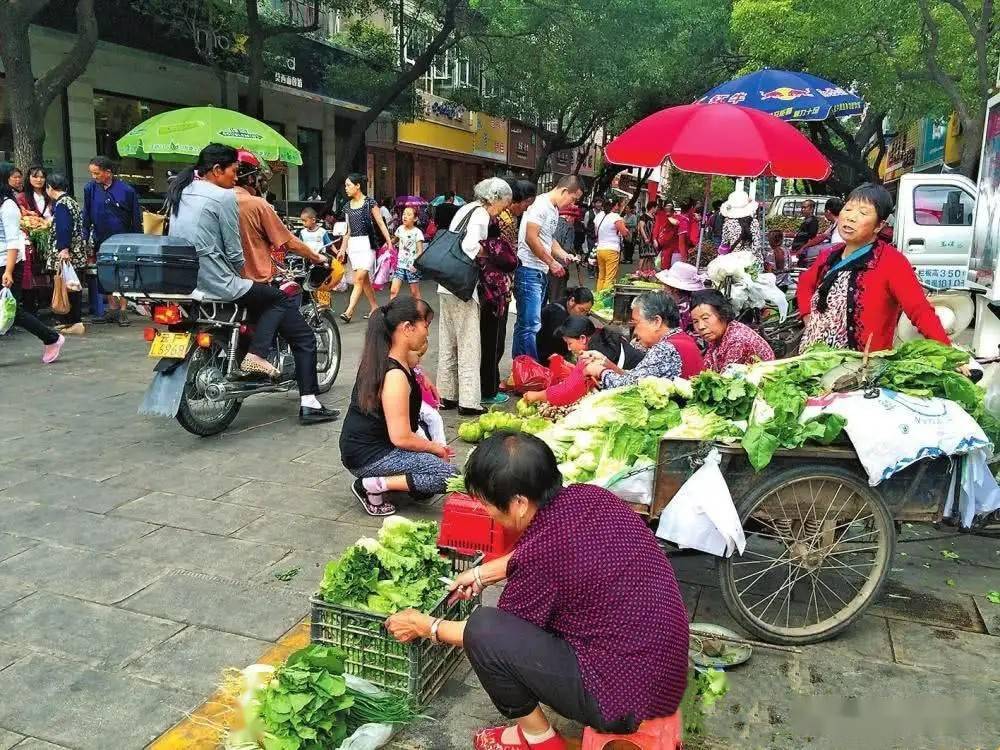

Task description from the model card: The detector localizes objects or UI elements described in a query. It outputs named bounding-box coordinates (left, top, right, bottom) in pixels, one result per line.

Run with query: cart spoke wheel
left=719, top=466, right=895, bottom=645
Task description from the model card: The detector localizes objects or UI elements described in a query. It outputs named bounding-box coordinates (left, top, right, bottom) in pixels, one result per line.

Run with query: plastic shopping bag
left=656, top=448, right=746, bottom=556
left=51, top=272, right=70, bottom=315
left=0, top=287, right=16, bottom=335
left=372, top=244, right=397, bottom=291
left=511, top=354, right=552, bottom=393
left=62, top=262, right=83, bottom=292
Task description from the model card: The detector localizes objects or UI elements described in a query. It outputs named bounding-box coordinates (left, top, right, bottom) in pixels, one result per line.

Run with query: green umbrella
left=116, top=106, right=302, bottom=165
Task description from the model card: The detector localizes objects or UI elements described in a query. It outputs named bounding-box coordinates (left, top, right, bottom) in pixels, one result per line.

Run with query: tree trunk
left=533, top=139, right=558, bottom=183
left=245, top=31, right=267, bottom=119
left=958, top=112, right=984, bottom=179
left=0, top=15, right=45, bottom=167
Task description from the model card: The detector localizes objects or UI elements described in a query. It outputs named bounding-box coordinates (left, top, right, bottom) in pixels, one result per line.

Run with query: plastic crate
left=309, top=550, right=483, bottom=707
left=437, top=493, right=520, bottom=561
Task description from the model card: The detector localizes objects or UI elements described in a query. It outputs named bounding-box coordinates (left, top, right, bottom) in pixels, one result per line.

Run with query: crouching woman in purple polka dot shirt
left=385, top=433, right=689, bottom=750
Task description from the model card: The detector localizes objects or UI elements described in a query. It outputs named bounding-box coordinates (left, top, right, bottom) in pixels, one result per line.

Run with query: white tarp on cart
left=800, top=389, right=1000, bottom=527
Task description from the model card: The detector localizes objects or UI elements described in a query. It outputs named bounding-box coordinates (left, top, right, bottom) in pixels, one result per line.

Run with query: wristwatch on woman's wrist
left=429, top=617, right=443, bottom=644
left=473, top=566, right=485, bottom=589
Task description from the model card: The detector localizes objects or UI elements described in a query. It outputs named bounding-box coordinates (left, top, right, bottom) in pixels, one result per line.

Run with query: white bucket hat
left=720, top=190, right=759, bottom=220
left=895, top=291, right=975, bottom=343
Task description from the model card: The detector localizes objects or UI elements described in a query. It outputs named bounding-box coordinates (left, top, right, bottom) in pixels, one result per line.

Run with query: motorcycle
left=129, top=259, right=342, bottom=436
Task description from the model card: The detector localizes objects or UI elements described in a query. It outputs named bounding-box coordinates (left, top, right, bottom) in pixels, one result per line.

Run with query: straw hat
left=895, top=291, right=975, bottom=343
left=656, top=262, right=706, bottom=292
left=720, top=190, right=759, bottom=219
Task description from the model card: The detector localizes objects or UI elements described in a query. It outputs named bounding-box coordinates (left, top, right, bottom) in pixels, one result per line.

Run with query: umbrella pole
left=695, top=174, right=712, bottom=269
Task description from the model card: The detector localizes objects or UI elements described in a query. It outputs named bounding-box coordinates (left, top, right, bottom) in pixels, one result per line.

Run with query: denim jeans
left=512, top=266, right=547, bottom=361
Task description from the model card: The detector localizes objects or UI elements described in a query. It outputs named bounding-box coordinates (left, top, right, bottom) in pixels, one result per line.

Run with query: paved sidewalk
left=1, top=292, right=999, bottom=750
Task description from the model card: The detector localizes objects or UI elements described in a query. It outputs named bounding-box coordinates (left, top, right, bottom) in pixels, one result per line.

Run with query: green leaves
left=987, top=591, right=1000, bottom=605
left=691, top=371, right=758, bottom=421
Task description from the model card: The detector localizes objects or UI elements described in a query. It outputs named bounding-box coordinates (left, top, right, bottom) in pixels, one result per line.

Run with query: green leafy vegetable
left=318, top=518, right=450, bottom=614
left=663, top=405, right=744, bottom=440
left=691, top=371, right=757, bottom=421
left=987, top=591, right=1000, bottom=605
left=445, top=474, right=466, bottom=494
left=941, top=549, right=960, bottom=560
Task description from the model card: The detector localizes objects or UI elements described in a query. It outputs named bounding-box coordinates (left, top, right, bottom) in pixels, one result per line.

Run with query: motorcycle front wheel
left=175, top=341, right=242, bottom=437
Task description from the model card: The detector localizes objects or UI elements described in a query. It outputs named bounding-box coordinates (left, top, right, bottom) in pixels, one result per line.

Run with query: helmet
left=236, top=149, right=262, bottom=183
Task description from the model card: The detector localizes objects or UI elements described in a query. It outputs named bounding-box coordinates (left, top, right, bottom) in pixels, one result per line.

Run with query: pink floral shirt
left=703, top=320, right=775, bottom=373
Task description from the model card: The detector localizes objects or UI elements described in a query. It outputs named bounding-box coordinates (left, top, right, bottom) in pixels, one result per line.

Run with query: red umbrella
left=604, top=102, right=831, bottom=180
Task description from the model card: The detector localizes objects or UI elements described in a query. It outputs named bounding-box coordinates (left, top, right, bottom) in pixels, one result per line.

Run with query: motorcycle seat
left=196, top=301, right=249, bottom=323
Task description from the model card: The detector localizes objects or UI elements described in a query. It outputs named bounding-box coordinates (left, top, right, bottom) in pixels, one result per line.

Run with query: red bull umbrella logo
left=759, top=86, right=813, bottom=101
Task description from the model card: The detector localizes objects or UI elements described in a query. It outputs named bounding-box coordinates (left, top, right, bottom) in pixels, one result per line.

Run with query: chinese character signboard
left=915, top=117, right=947, bottom=170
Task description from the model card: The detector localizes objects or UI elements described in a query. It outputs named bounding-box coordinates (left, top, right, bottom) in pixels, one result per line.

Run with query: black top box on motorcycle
left=97, top=234, right=199, bottom=295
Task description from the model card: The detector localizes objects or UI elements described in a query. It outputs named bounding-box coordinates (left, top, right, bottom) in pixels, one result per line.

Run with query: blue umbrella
left=430, top=194, right=467, bottom=206
left=697, top=69, right=864, bottom=122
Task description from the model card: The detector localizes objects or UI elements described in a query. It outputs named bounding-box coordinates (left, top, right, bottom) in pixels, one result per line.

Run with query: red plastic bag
left=511, top=355, right=552, bottom=393
left=547, top=354, right=574, bottom=383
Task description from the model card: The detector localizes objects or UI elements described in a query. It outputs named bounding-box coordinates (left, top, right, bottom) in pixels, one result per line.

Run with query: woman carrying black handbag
left=434, top=178, right=512, bottom=416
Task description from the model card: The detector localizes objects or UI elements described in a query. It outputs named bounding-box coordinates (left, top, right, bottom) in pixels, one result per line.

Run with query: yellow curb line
left=149, top=619, right=311, bottom=750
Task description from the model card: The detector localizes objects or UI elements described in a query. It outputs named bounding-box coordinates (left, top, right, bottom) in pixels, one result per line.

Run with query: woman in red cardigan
left=797, top=183, right=949, bottom=352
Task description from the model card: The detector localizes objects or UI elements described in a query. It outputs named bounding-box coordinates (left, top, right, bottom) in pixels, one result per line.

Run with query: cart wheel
left=718, top=464, right=895, bottom=645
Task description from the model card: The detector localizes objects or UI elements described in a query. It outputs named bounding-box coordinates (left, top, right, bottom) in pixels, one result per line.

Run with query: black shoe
left=440, top=399, right=458, bottom=411
left=458, top=406, right=485, bottom=417
left=299, top=405, right=341, bottom=425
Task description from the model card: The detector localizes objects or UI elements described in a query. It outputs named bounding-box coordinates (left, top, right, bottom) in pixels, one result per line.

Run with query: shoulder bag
left=414, top=205, right=484, bottom=301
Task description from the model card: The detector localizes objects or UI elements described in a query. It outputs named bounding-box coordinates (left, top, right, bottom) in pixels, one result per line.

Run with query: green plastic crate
left=309, top=551, right=482, bottom=707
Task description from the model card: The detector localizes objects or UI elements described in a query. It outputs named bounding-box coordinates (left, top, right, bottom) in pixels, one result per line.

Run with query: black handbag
left=415, top=205, right=484, bottom=301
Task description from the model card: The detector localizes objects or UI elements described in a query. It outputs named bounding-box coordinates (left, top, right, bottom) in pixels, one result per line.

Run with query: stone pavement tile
left=690, top=583, right=746, bottom=635
left=0, top=653, right=199, bottom=750
left=0, top=583, right=35, bottom=611
left=888, top=556, right=1000, bottom=598
left=0, top=644, right=21, bottom=671
left=0, top=474, right=146, bottom=513
left=899, top=530, right=1000, bottom=570
left=974, top=596, right=1000, bottom=636
left=667, top=550, right=718, bottom=586
left=0, top=500, right=159, bottom=551
left=0, top=544, right=161, bottom=605
left=119, top=569, right=306, bottom=641
left=0, top=729, right=22, bottom=750
left=290, top=445, right=347, bottom=468
left=9, top=739, right=70, bottom=749
left=125, top=625, right=269, bottom=695
left=219, top=480, right=345, bottom=521
left=110, top=491, right=264, bottom=535
left=0, top=467, right=34, bottom=492
left=251, top=552, right=330, bottom=596
left=102, top=464, right=249, bottom=500
left=0, top=533, right=36, bottom=563
left=235, top=511, right=362, bottom=555
left=117, top=526, right=289, bottom=581
left=0, top=592, right=183, bottom=669
left=872, top=578, right=984, bottom=632
left=889, top=619, right=1000, bottom=680
left=215, top=455, right=338, bottom=488
left=678, top=581, right=701, bottom=620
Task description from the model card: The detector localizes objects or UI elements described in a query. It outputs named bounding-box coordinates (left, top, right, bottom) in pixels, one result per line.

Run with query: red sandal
left=473, top=726, right=567, bottom=750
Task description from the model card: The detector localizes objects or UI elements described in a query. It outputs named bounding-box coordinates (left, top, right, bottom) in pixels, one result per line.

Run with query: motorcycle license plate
left=148, top=331, right=192, bottom=359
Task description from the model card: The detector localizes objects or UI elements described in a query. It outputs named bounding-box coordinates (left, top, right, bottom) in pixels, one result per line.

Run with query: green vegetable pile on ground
left=318, top=517, right=449, bottom=614
left=458, top=410, right=551, bottom=443
left=536, top=378, right=684, bottom=484
left=679, top=667, right=729, bottom=741
left=227, top=644, right=419, bottom=750
left=253, top=645, right=355, bottom=750
left=592, top=287, right=614, bottom=316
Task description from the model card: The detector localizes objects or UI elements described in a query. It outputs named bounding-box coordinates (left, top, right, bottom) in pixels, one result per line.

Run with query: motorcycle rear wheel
left=176, top=342, right=242, bottom=437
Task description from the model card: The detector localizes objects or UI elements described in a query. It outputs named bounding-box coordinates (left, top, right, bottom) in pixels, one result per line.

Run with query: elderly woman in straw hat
left=797, top=183, right=953, bottom=353
left=719, top=189, right=764, bottom=266
left=655, top=261, right=706, bottom=332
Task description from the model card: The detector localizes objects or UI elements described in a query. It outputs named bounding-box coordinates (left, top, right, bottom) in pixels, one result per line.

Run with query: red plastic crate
left=437, top=492, right=520, bottom=561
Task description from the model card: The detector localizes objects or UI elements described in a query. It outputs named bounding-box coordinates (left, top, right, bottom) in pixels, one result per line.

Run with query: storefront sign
left=915, top=117, right=947, bottom=169
left=884, top=122, right=918, bottom=182
left=417, top=92, right=474, bottom=131
left=507, top=121, right=538, bottom=170
left=473, top=114, right=508, bottom=162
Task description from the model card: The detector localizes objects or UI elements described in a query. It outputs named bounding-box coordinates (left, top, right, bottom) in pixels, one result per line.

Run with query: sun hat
left=895, top=291, right=975, bottom=343
left=655, top=262, right=707, bottom=292
left=720, top=190, right=759, bottom=220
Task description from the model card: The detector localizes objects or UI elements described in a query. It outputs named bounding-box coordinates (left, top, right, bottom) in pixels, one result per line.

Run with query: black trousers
left=237, top=282, right=319, bottom=396
left=622, top=239, right=635, bottom=264
left=479, top=306, right=508, bottom=400
left=464, top=608, right=638, bottom=734
left=546, top=270, right=567, bottom=305
left=9, top=263, right=59, bottom=344
left=62, top=288, right=83, bottom=325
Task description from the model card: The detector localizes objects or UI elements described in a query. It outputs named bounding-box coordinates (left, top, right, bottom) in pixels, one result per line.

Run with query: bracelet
left=473, top=566, right=484, bottom=589
left=429, top=617, right=443, bottom=644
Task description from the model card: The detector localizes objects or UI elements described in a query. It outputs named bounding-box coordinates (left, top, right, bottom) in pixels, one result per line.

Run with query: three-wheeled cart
left=647, top=439, right=956, bottom=646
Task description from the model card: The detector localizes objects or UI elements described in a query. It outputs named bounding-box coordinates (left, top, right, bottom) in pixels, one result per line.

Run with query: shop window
left=296, top=126, right=323, bottom=199
left=94, top=91, right=185, bottom=197
left=913, top=185, right=974, bottom=226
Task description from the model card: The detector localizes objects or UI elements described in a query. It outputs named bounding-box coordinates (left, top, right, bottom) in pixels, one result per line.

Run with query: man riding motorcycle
left=233, top=150, right=339, bottom=426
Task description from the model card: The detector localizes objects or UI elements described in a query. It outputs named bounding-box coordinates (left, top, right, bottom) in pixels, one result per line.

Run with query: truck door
left=897, top=174, right=976, bottom=289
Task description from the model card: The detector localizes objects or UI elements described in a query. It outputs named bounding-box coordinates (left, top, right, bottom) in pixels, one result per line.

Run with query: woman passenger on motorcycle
left=340, top=296, right=457, bottom=516
left=166, top=143, right=339, bottom=425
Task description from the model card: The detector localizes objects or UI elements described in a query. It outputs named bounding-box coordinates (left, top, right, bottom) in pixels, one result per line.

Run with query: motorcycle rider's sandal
left=352, top=478, right=396, bottom=516
left=240, top=353, right=281, bottom=379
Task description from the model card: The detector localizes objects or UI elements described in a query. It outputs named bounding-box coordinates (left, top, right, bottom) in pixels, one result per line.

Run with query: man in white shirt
left=513, top=175, right=583, bottom=360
